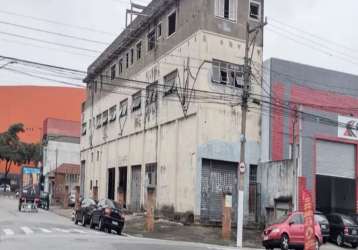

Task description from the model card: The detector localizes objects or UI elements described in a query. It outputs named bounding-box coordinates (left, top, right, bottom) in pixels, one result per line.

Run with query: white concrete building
left=81, top=0, right=264, bottom=224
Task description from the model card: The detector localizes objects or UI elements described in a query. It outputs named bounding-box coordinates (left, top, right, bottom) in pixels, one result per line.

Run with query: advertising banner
left=338, top=116, right=358, bottom=140
left=303, top=189, right=316, bottom=250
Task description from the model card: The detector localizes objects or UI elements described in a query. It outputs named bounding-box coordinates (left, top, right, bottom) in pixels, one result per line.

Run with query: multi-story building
left=42, top=118, right=81, bottom=200
left=261, top=58, right=358, bottom=217
left=81, top=0, right=264, bottom=224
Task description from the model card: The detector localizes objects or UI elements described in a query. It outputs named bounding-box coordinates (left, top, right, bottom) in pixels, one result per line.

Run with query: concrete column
left=222, top=193, right=232, bottom=240
left=92, top=186, right=98, bottom=202
left=75, top=185, right=80, bottom=210
left=145, top=187, right=156, bottom=232
left=63, top=185, right=69, bottom=209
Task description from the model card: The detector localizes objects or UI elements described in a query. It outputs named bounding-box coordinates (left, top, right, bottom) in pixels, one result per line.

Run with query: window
left=119, top=99, right=128, bottom=118
left=157, top=23, right=162, bottom=39
left=147, top=29, right=156, bottom=51
left=290, top=214, right=303, bottom=224
left=130, top=48, right=134, bottom=65
left=119, top=59, right=123, bottom=74
left=102, top=110, right=109, bottom=126
left=109, top=105, right=117, bottom=122
left=131, top=91, right=142, bottom=112
left=146, top=82, right=158, bottom=105
left=94, top=80, right=98, bottom=93
left=136, top=42, right=142, bottom=60
left=168, top=11, right=176, bottom=36
left=215, top=0, right=237, bottom=21
left=126, top=53, right=129, bottom=68
left=212, top=59, right=244, bottom=87
left=164, top=70, right=177, bottom=96
left=81, top=122, right=87, bottom=136
left=96, top=114, right=102, bottom=128
left=249, top=165, right=257, bottom=183
left=249, top=1, right=261, bottom=20
left=146, top=163, right=157, bottom=186
left=110, top=65, right=116, bottom=80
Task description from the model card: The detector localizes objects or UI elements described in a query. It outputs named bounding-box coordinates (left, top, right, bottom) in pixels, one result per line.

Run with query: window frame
left=167, top=9, right=177, bottom=38
left=249, top=0, right=261, bottom=21
left=131, top=91, right=142, bottom=113
left=109, top=105, right=117, bottom=122
left=136, top=41, right=142, bottom=60
left=126, top=52, right=129, bottom=68
left=147, top=29, right=156, bottom=51
left=212, top=59, right=244, bottom=88
left=110, top=64, right=116, bottom=80
left=119, top=99, right=128, bottom=118
left=146, top=82, right=158, bottom=105
left=118, top=58, right=123, bottom=75
left=102, top=110, right=109, bottom=126
left=214, top=0, right=238, bottom=23
left=163, top=70, right=178, bottom=96
left=157, top=23, right=162, bottom=39
left=130, top=48, right=134, bottom=65
left=96, top=114, right=102, bottom=129
left=81, top=122, right=87, bottom=136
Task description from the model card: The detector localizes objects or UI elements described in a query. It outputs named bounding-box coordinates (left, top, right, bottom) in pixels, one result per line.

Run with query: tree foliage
left=0, top=123, right=43, bottom=181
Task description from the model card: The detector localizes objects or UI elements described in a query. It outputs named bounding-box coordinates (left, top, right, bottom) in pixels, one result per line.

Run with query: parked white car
left=0, top=184, right=11, bottom=192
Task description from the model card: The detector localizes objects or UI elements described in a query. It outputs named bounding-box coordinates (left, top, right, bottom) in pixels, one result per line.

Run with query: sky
left=0, top=0, right=357, bottom=86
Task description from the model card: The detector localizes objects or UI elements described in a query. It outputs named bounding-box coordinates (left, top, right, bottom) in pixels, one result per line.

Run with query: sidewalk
left=50, top=205, right=73, bottom=219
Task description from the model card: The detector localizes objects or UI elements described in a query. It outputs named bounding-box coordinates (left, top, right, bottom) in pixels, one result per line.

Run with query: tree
left=0, top=123, right=43, bottom=182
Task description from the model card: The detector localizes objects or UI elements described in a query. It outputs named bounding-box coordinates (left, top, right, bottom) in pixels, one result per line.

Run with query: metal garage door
left=200, top=159, right=237, bottom=223
left=316, top=140, right=356, bottom=179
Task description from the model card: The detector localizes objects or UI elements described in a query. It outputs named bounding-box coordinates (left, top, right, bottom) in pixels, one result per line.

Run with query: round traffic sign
left=239, top=162, right=246, bottom=173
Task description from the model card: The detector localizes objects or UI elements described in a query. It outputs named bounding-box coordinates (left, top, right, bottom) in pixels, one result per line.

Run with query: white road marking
left=3, top=229, right=14, bottom=236
left=72, top=229, right=86, bottom=233
left=53, top=228, right=71, bottom=233
left=39, top=228, right=52, bottom=233
left=20, top=226, right=34, bottom=234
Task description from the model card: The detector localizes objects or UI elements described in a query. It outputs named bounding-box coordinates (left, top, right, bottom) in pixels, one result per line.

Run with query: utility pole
left=237, top=19, right=267, bottom=248
left=292, top=108, right=299, bottom=210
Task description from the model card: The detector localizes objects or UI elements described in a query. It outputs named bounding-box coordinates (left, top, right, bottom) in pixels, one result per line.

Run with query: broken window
left=81, top=122, right=87, bottom=136
left=147, top=29, right=156, bottom=51
left=111, top=65, right=116, bottom=80
left=146, top=163, right=157, bottom=186
left=130, top=48, right=134, bottom=65
left=119, top=99, right=128, bottom=118
left=215, top=0, right=237, bottom=21
left=109, top=105, right=117, bottom=122
left=136, top=42, right=142, bottom=60
left=131, top=91, right=142, bottom=112
left=146, top=82, right=158, bottom=105
left=164, top=70, right=177, bottom=96
left=249, top=1, right=261, bottom=20
left=212, top=59, right=244, bottom=87
left=102, top=110, right=109, bottom=126
left=96, top=114, right=102, bottom=128
left=119, top=58, right=123, bottom=74
left=168, top=11, right=176, bottom=36
left=157, top=23, right=162, bottom=39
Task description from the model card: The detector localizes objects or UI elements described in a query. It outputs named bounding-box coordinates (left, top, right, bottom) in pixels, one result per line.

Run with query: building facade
left=81, top=0, right=264, bottom=223
left=261, top=58, right=358, bottom=217
left=42, top=118, right=81, bottom=199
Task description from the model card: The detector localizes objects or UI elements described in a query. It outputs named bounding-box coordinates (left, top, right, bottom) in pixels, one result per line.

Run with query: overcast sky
left=0, top=0, right=357, bottom=86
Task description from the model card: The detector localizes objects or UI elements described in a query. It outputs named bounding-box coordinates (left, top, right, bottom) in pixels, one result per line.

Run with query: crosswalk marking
left=72, top=229, right=86, bottom=234
left=53, top=228, right=71, bottom=233
left=20, top=226, right=34, bottom=234
left=39, top=228, right=51, bottom=233
left=3, top=229, right=14, bottom=236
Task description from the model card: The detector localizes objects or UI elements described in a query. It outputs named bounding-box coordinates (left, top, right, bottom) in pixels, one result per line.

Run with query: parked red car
left=262, top=211, right=323, bottom=250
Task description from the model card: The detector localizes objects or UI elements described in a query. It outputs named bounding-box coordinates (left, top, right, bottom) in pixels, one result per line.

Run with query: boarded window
left=164, top=70, right=177, bottom=96
left=102, top=110, right=109, bottom=126
left=215, top=0, right=237, bottom=21
left=131, top=91, right=142, bottom=112
left=146, top=82, right=158, bottom=105
left=109, top=105, right=117, bottom=122
left=212, top=59, right=244, bottom=87
left=119, top=99, right=128, bottom=118
left=168, top=11, right=176, bottom=36
left=147, top=30, right=156, bottom=51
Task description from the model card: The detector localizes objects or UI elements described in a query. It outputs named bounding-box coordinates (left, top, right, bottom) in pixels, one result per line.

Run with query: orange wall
left=0, top=85, right=85, bottom=175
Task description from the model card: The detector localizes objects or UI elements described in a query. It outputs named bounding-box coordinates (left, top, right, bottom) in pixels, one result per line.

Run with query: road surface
left=0, top=194, right=240, bottom=250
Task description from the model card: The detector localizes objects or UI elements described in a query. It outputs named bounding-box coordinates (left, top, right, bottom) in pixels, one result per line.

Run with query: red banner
left=303, top=189, right=316, bottom=250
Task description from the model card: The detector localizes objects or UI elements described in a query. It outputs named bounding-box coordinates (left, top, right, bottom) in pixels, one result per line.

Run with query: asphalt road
left=0, top=195, right=240, bottom=250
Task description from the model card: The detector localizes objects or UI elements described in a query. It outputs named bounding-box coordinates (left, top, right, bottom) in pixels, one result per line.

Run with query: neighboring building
left=81, top=0, right=264, bottom=224
left=42, top=118, right=81, bottom=200
left=261, top=58, right=358, bottom=218
left=49, top=163, right=80, bottom=202
left=0, top=85, right=85, bottom=179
